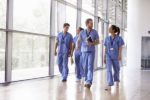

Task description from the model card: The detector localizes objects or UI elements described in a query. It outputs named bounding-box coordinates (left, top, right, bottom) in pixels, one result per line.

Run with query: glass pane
left=82, top=0, right=95, bottom=14
left=123, top=13, right=127, bottom=30
left=12, top=33, right=49, bottom=81
left=55, top=2, right=66, bottom=34
left=13, top=0, right=51, bottom=34
left=108, top=0, right=116, bottom=24
left=0, top=0, right=6, bottom=28
left=81, top=12, right=94, bottom=29
left=66, top=6, right=77, bottom=37
left=55, top=2, right=77, bottom=37
left=98, top=0, right=104, bottom=18
left=116, top=7, right=122, bottom=27
left=0, top=32, right=5, bottom=83
left=65, top=0, right=77, bottom=6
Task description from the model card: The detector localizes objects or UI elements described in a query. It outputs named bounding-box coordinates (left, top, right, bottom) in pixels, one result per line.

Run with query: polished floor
left=0, top=67, right=150, bottom=100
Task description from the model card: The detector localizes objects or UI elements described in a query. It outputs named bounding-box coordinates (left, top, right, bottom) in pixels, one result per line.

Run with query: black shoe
left=84, top=84, right=91, bottom=89
left=84, top=84, right=88, bottom=87
left=62, top=79, right=67, bottom=82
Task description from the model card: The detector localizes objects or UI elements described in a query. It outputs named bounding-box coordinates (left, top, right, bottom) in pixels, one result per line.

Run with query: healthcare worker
left=104, top=25, right=124, bottom=90
left=77, top=18, right=100, bottom=88
left=72, top=27, right=84, bottom=82
left=54, top=23, right=73, bottom=82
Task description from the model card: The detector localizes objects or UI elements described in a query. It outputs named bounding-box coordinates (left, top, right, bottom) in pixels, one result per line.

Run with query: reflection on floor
left=0, top=67, right=150, bottom=100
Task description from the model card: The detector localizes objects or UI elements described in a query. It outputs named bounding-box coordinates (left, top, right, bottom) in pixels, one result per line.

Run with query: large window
left=0, top=0, right=6, bottom=28
left=55, top=2, right=77, bottom=36
left=116, top=7, right=122, bottom=27
left=123, top=13, right=127, bottom=30
left=66, top=6, right=77, bottom=37
left=12, top=33, right=49, bottom=81
left=0, top=32, right=5, bottom=83
left=98, top=0, right=104, bottom=18
left=108, top=0, right=116, bottom=24
left=13, top=0, right=51, bottom=34
left=82, top=0, right=95, bottom=14
left=65, top=0, right=77, bottom=6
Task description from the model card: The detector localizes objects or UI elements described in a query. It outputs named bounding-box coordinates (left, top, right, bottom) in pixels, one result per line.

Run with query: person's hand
left=104, top=56, right=106, bottom=64
left=104, top=58, right=106, bottom=64
left=118, top=55, right=122, bottom=61
left=70, top=57, right=74, bottom=65
left=68, top=51, right=72, bottom=57
left=88, top=41, right=93, bottom=46
left=54, top=51, right=57, bottom=56
left=77, top=44, right=80, bottom=50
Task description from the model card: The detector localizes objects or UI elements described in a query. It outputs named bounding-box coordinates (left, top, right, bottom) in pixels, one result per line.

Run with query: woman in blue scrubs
left=104, top=25, right=124, bottom=90
left=54, top=23, right=73, bottom=82
left=72, top=27, right=84, bottom=82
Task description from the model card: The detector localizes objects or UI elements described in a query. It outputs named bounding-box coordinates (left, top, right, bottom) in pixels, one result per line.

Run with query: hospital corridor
left=0, top=0, right=150, bottom=100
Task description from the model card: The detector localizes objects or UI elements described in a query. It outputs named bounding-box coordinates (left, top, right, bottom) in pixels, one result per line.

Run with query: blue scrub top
left=57, top=32, right=73, bottom=54
left=73, top=35, right=81, bottom=55
left=79, top=29, right=99, bottom=52
left=104, top=35, right=124, bottom=60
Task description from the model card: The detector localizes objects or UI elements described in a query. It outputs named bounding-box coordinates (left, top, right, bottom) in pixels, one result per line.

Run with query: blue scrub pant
left=82, top=51, right=95, bottom=85
left=57, top=53, right=69, bottom=80
left=106, top=58, right=120, bottom=86
left=75, top=52, right=84, bottom=79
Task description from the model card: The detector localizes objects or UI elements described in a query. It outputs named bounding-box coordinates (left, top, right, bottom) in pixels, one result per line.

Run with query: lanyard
left=110, top=35, right=116, bottom=47
left=62, top=32, right=67, bottom=40
left=86, top=30, right=92, bottom=37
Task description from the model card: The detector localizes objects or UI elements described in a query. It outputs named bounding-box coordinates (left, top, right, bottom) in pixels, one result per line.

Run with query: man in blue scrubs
left=104, top=25, right=124, bottom=90
left=54, top=23, right=73, bottom=82
left=77, top=19, right=100, bottom=88
left=72, top=27, right=84, bottom=82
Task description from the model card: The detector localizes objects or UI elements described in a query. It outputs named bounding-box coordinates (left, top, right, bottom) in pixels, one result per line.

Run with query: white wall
left=127, top=0, right=150, bottom=69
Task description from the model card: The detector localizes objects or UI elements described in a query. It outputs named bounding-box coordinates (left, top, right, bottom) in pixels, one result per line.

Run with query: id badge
left=110, top=48, right=114, bottom=51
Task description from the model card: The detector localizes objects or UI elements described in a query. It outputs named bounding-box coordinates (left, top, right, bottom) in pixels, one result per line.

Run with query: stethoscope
left=109, top=35, right=117, bottom=48
left=86, top=30, right=92, bottom=37
left=61, top=32, right=68, bottom=43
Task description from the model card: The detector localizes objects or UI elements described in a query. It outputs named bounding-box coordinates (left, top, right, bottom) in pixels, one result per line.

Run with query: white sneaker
left=81, top=77, right=85, bottom=82
left=105, top=86, right=111, bottom=91
left=116, top=82, right=119, bottom=87
left=76, top=78, right=81, bottom=82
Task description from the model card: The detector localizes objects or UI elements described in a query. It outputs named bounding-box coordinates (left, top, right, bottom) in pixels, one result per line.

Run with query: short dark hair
left=78, top=27, right=84, bottom=31
left=63, top=23, right=70, bottom=28
left=85, top=18, right=93, bottom=25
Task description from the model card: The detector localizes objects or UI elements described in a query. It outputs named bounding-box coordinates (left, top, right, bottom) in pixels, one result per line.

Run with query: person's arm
left=69, top=35, right=73, bottom=57
left=89, top=39, right=100, bottom=46
left=70, top=42, right=75, bottom=64
left=118, top=37, right=124, bottom=60
left=88, top=30, right=100, bottom=46
left=104, top=47, right=106, bottom=64
left=69, top=42, right=73, bottom=57
left=104, top=37, right=107, bottom=64
left=54, top=40, right=58, bottom=56
left=77, top=35, right=81, bottom=49
left=118, top=47, right=122, bottom=60
left=71, top=42, right=75, bottom=56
